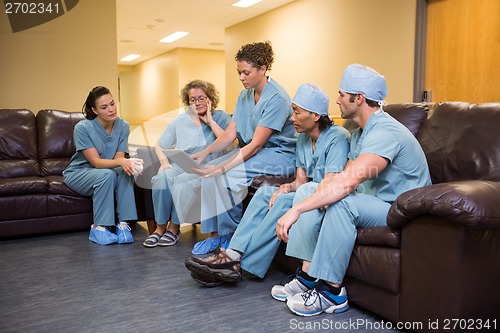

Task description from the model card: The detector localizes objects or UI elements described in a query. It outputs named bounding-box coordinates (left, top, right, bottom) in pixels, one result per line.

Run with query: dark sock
left=318, top=280, right=341, bottom=295
left=297, top=268, right=316, bottom=282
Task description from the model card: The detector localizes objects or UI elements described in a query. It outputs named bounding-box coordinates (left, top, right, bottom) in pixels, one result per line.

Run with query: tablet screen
left=163, top=149, right=201, bottom=174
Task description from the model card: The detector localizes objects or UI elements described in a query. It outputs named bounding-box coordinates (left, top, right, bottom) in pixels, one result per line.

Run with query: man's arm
left=276, top=153, right=389, bottom=242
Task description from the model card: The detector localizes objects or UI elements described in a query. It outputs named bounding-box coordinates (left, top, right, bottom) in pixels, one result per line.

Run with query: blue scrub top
left=349, top=110, right=431, bottom=202
left=231, top=77, right=296, bottom=154
left=296, top=124, right=350, bottom=183
left=157, top=109, right=231, bottom=161
left=63, top=117, right=130, bottom=174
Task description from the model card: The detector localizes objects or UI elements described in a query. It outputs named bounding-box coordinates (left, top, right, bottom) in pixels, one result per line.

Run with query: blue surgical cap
left=339, top=64, right=388, bottom=102
left=292, top=83, right=329, bottom=116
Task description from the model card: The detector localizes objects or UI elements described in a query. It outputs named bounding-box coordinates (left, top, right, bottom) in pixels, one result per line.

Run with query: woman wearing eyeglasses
left=142, top=79, right=232, bottom=248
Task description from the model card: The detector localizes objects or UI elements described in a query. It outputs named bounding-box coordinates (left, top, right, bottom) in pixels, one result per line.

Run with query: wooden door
left=425, top=0, right=500, bottom=103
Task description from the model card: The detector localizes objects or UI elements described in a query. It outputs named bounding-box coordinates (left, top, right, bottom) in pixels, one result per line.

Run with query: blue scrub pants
left=229, top=185, right=294, bottom=278
left=64, top=168, right=138, bottom=226
left=151, top=167, right=182, bottom=225
left=286, top=182, right=391, bottom=284
left=171, top=147, right=295, bottom=236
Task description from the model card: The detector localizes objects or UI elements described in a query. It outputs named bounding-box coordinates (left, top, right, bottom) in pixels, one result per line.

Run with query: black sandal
left=142, top=232, right=161, bottom=248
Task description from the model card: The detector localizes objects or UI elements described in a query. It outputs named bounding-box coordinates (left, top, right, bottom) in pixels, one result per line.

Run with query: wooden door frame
left=413, top=0, right=428, bottom=103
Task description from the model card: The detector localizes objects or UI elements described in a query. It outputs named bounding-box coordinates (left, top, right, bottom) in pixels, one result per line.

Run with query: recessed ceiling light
left=232, top=0, right=262, bottom=8
left=120, top=54, right=140, bottom=62
left=160, top=31, right=189, bottom=43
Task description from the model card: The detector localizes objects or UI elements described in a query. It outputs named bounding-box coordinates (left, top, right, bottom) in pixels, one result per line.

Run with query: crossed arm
left=275, top=153, right=389, bottom=242
left=82, top=149, right=138, bottom=176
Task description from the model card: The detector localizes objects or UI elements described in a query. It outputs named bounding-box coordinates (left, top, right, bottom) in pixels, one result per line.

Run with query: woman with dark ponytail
left=63, top=86, right=143, bottom=245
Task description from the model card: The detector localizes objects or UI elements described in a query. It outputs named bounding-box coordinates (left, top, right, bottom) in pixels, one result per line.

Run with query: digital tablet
left=163, top=149, right=201, bottom=174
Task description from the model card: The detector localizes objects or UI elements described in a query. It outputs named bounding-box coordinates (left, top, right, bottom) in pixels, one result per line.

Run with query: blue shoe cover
left=89, top=226, right=118, bottom=245
left=219, top=234, right=232, bottom=250
left=116, top=222, right=134, bottom=244
left=192, top=235, right=222, bottom=255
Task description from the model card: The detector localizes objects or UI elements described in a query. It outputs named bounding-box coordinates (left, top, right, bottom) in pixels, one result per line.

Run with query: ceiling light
left=120, top=54, right=140, bottom=62
left=160, top=31, right=189, bottom=43
left=232, top=0, right=262, bottom=8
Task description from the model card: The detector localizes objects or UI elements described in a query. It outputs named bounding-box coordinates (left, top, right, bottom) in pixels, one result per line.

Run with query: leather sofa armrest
left=356, top=226, right=400, bottom=248
left=387, top=180, right=500, bottom=230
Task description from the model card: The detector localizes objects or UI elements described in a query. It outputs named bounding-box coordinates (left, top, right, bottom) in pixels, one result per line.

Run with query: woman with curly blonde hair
left=142, top=79, right=232, bottom=248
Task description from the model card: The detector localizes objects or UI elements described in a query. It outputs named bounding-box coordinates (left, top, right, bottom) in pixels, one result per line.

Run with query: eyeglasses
left=189, top=96, right=208, bottom=104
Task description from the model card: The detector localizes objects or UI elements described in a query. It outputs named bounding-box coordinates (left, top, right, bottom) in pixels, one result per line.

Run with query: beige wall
left=0, top=0, right=117, bottom=113
left=225, top=0, right=417, bottom=117
left=119, top=48, right=225, bottom=124
left=119, top=48, right=225, bottom=146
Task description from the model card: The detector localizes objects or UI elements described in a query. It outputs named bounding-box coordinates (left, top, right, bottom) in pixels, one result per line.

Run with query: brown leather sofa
left=0, top=109, right=93, bottom=239
left=274, top=102, right=500, bottom=331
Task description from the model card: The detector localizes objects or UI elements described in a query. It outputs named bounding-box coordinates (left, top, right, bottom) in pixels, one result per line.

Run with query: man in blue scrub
left=184, top=83, right=350, bottom=286
left=272, top=64, right=431, bottom=316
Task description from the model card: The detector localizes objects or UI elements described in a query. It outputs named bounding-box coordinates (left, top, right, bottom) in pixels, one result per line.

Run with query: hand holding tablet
left=163, top=149, right=204, bottom=174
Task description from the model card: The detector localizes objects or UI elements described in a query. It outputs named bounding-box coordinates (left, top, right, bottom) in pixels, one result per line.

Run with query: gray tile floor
left=0, top=223, right=403, bottom=333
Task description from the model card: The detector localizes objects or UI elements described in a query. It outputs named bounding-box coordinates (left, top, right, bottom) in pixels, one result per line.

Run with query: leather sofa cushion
left=417, top=102, right=500, bottom=183
left=47, top=193, right=92, bottom=216
left=0, top=109, right=39, bottom=178
left=250, top=174, right=295, bottom=189
left=0, top=177, right=48, bottom=195
left=343, top=103, right=429, bottom=137
left=0, top=194, right=49, bottom=220
left=37, top=109, right=84, bottom=176
left=46, top=175, right=85, bottom=196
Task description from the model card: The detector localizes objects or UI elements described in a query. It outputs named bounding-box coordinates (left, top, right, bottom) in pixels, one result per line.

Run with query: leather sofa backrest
left=343, top=103, right=429, bottom=137
left=37, top=109, right=85, bottom=176
left=0, top=109, right=40, bottom=178
left=417, top=102, right=500, bottom=184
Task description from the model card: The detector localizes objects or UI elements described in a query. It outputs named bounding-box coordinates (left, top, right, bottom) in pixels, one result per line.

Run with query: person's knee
left=173, top=173, right=200, bottom=187
left=255, top=185, right=277, bottom=198
left=92, top=169, right=117, bottom=188
left=294, top=182, right=318, bottom=203
left=100, top=169, right=117, bottom=180
left=273, top=192, right=294, bottom=207
left=151, top=173, right=167, bottom=189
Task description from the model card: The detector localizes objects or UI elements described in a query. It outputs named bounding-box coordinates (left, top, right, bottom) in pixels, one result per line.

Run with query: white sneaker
left=271, top=269, right=317, bottom=302
left=286, top=281, right=349, bottom=317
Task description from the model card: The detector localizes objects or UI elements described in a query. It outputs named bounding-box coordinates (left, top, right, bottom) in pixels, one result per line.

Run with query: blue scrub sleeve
left=360, top=129, right=399, bottom=163
left=324, top=136, right=350, bottom=173
left=256, top=94, right=290, bottom=131
left=117, top=123, right=130, bottom=153
left=73, top=122, right=95, bottom=152
left=295, top=134, right=307, bottom=169
left=157, top=117, right=179, bottom=149
left=212, top=110, right=232, bottom=130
